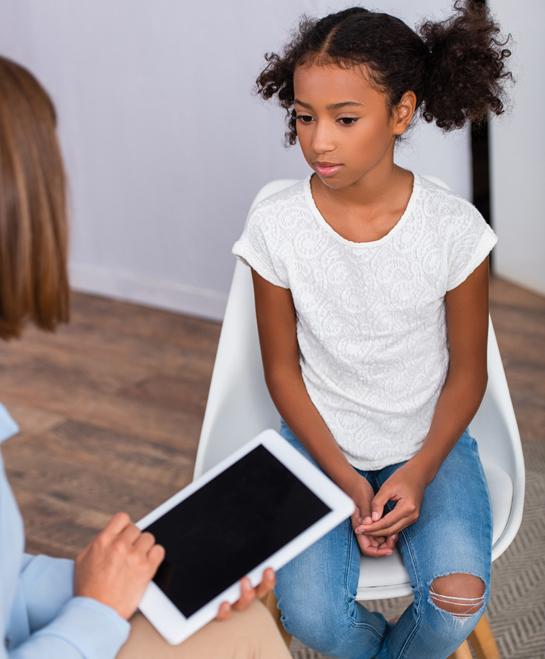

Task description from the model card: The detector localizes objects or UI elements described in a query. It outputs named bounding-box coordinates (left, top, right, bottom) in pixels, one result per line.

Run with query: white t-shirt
left=233, top=174, right=497, bottom=470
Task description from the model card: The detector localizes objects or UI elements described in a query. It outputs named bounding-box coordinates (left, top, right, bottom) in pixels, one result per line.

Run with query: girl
left=233, top=2, right=512, bottom=658
left=0, top=56, right=290, bottom=659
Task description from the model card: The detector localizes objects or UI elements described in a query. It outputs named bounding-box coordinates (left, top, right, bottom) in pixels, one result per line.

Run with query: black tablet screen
left=144, top=444, right=331, bottom=617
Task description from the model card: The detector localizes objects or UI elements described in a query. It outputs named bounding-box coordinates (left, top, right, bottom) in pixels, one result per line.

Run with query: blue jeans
left=276, top=421, right=493, bottom=659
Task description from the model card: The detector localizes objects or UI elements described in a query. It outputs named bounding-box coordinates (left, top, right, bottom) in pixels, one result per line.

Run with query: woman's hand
left=356, top=462, right=426, bottom=539
left=74, top=512, right=165, bottom=620
left=215, top=568, right=277, bottom=620
left=349, top=476, right=397, bottom=557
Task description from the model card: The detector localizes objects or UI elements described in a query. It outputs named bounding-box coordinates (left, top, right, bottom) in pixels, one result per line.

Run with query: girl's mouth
left=314, top=163, right=343, bottom=177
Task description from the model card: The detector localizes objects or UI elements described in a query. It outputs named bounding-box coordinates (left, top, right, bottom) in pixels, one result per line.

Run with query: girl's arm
left=252, top=269, right=396, bottom=557
left=359, top=257, right=490, bottom=538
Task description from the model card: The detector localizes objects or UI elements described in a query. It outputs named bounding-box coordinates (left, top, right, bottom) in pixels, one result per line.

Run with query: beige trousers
left=116, top=601, right=292, bottom=659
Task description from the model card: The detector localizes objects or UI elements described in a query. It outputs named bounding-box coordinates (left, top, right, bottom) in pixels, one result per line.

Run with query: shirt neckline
left=303, top=172, right=420, bottom=248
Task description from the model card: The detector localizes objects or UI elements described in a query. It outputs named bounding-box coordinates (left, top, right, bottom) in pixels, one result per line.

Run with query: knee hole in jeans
left=429, top=573, right=485, bottom=620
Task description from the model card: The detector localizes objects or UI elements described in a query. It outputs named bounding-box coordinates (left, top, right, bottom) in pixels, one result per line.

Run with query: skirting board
left=69, top=264, right=228, bottom=321
left=494, top=267, right=545, bottom=298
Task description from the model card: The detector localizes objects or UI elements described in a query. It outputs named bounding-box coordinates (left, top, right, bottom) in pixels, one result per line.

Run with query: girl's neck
left=310, top=166, right=414, bottom=244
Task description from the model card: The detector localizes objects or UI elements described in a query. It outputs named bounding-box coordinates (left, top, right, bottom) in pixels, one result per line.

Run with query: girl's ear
left=392, top=91, right=417, bottom=135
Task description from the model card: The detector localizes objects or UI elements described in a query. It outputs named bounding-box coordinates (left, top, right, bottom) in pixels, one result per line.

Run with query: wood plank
left=3, top=442, right=191, bottom=524
left=14, top=490, right=112, bottom=558
left=0, top=384, right=204, bottom=452
left=119, top=373, right=210, bottom=417
left=3, top=419, right=194, bottom=488
left=490, top=277, right=545, bottom=311
left=68, top=292, right=221, bottom=349
left=2, top=402, right=64, bottom=440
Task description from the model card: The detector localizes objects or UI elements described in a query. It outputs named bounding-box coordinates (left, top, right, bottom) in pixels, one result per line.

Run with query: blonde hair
left=0, top=56, right=69, bottom=339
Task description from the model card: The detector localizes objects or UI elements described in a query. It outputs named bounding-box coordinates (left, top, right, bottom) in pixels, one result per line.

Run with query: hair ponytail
left=255, top=1, right=512, bottom=145
left=419, top=0, right=512, bottom=130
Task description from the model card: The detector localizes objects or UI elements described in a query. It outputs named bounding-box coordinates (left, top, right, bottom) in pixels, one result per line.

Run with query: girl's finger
left=232, top=578, right=255, bottom=611
left=215, top=601, right=232, bottom=620
left=386, top=534, right=398, bottom=548
left=357, top=537, right=394, bottom=557
left=364, top=547, right=393, bottom=557
left=364, top=516, right=413, bottom=538
left=255, top=568, right=276, bottom=599
left=360, top=501, right=412, bottom=532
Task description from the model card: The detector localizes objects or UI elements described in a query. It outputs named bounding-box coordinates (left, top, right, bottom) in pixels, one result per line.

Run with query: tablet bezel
left=136, top=429, right=354, bottom=645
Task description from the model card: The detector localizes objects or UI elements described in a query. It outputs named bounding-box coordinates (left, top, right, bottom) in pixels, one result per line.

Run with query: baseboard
left=69, top=263, right=228, bottom=321
left=494, top=267, right=545, bottom=298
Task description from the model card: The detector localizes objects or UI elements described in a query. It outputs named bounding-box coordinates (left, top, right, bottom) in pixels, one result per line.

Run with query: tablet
left=136, top=429, right=354, bottom=645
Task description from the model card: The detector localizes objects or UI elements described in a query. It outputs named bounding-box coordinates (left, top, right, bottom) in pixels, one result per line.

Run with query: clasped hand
left=350, top=464, right=426, bottom=557
left=74, top=512, right=276, bottom=621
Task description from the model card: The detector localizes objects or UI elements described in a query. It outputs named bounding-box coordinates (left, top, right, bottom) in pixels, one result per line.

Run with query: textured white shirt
left=233, top=174, right=497, bottom=470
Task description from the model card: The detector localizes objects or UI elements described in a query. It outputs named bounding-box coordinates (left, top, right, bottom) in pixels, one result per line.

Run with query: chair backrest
left=194, top=178, right=525, bottom=562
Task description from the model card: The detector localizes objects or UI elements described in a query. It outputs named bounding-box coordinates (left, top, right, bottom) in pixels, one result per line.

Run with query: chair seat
left=356, top=460, right=513, bottom=601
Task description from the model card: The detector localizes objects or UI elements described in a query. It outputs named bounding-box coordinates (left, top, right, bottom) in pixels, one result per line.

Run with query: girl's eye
left=339, top=117, right=358, bottom=126
left=296, top=114, right=314, bottom=124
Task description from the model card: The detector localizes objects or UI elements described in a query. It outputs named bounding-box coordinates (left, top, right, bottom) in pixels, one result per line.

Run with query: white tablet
left=136, top=429, right=354, bottom=645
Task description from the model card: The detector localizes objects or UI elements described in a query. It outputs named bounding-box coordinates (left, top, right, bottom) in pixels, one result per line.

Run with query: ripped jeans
left=275, top=421, right=492, bottom=659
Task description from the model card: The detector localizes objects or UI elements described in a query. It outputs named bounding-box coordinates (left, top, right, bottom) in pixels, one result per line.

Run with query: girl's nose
left=311, top=122, right=335, bottom=154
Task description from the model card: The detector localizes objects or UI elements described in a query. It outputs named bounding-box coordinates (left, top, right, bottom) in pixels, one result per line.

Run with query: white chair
left=194, top=179, right=525, bottom=659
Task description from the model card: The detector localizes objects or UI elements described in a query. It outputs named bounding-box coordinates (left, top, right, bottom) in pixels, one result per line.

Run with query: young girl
left=0, top=55, right=289, bottom=659
left=233, top=3, right=512, bottom=658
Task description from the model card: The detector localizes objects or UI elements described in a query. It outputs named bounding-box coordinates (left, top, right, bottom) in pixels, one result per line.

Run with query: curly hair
left=255, top=1, right=512, bottom=145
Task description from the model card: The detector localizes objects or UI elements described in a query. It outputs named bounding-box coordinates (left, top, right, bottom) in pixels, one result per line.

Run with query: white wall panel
left=488, top=0, right=545, bottom=295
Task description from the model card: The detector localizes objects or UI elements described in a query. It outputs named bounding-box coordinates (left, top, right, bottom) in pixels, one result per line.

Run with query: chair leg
left=448, top=613, right=500, bottom=659
left=262, top=590, right=292, bottom=649
left=468, top=613, right=500, bottom=659
left=448, top=640, right=472, bottom=659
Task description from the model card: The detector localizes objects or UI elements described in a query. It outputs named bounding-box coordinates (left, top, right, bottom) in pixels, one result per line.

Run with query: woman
left=0, top=55, right=290, bottom=659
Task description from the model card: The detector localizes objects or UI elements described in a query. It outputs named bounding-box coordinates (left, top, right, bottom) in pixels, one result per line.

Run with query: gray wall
left=0, top=1, right=472, bottom=320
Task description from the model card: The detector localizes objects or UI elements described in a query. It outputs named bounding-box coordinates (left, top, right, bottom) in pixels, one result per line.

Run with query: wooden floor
left=0, top=276, right=543, bottom=560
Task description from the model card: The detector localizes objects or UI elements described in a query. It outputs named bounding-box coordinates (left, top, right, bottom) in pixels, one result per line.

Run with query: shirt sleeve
left=4, top=598, right=130, bottom=659
left=232, top=203, right=290, bottom=289
left=3, top=555, right=130, bottom=659
left=19, top=554, right=75, bottom=632
left=446, top=203, right=498, bottom=291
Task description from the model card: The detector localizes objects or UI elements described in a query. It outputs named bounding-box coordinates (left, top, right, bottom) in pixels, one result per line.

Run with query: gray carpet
left=290, top=438, right=545, bottom=659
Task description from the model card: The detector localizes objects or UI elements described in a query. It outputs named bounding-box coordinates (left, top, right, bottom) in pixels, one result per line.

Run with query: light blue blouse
left=0, top=403, right=130, bottom=658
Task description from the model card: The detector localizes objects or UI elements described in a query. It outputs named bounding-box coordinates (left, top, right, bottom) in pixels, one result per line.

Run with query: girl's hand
left=350, top=476, right=398, bottom=557
left=215, top=568, right=276, bottom=620
left=74, top=512, right=165, bottom=620
left=356, top=463, right=426, bottom=538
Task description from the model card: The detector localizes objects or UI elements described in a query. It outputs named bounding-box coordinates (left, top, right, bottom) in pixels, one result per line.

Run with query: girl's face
left=293, top=63, right=411, bottom=190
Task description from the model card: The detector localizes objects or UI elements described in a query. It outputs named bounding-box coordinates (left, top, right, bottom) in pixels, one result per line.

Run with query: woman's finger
left=103, top=512, right=132, bottom=537
left=134, top=531, right=156, bottom=554
left=119, top=522, right=142, bottom=546
left=148, top=543, right=165, bottom=565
